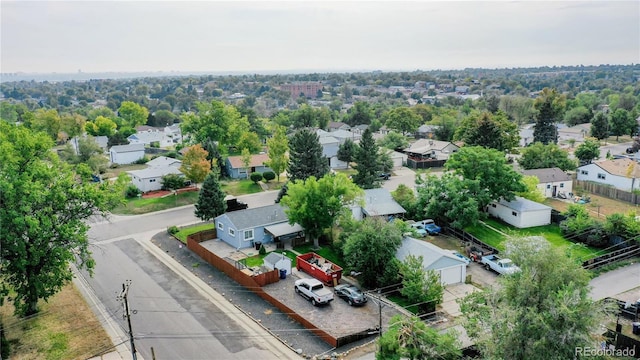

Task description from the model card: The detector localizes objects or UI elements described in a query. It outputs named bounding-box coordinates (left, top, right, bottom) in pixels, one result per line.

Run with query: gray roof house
left=396, top=237, right=468, bottom=285
left=214, top=204, right=303, bottom=250
left=127, top=156, right=183, bottom=193
left=521, top=167, right=573, bottom=198
left=487, top=196, right=552, bottom=228
left=352, top=188, right=406, bottom=221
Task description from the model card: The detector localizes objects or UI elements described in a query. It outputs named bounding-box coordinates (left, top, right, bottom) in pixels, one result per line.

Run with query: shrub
left=262, top=171, right=276, bottom=182
left=161, top=173, right=185, bottom=190
left=125, top=185, right=141, bottom=198
left=259, top=244, right=267, bottom=255
left=134, top=156, right=149, bottom=164
left=167, top=226, right=179, bottom=235
left=250, top=172, right=263, bottom=184
left=150, top=141, right=160, bottom=148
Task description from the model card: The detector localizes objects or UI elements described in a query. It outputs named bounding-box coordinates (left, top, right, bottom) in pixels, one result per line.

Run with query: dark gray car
left=334, top=284, right=368, bottom=306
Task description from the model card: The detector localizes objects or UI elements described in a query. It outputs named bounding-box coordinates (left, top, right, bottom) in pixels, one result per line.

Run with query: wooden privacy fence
left=406, top=158, right=446, bottom=169
left=575, top=180, right=640, bottom=205
left=582, top=244, right=640, bottom=270
left=444, top=226, right=500, bottom=255
left=186, top=234, right=339, bottom=347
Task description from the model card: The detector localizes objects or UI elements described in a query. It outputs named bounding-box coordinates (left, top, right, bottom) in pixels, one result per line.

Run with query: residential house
left=378, top=125, right=392, bottom=136
left=577, top=158, right=640, bottom=191
left=521, top=167, right=573, bottom=198
left=351, top=124, right=369, bottom=135
left=415, top=125, right=438, bottom=139
left=127, top=156, right=184, bottom=193
left=403, top=139, right=459, bottom=161
left=128, top=127, right=173, bottom=148
left=487, top=196, right=552, bottom=228
left=558, top=123, right=591, bottom=143
left=519, top=128, right=535, bottom=147
left=327, top=121, right=351, bottom=132
left=396, top=237, right=468, bottom=285
left=164, top=124, right=183, bottom=144
left=385, top=149, right=408, bottom=168
left=351, top=188, right=406, bottom=221
left=70, top=135, right=108, bottom=154
left=226, top=153, right=272, bottom=179
left=214, top=204, right=303, bottom=250
left=317, top=129, right=360, bottom=169
left=109, top=143, right=145, bottom=165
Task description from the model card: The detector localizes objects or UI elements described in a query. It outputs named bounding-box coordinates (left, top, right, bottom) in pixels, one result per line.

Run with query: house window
left=546, top=184, right=551, bottom=189
left=512, top=211, right=518, bottom=217
left=229, top=228, right=235, bottom=236
left=597, top=173, right=606, bottom=180
left=244, top=229, right=254, bottom=241
left=560, top=183, right=564, bottom=188
left=218, top=222, right=224, bottom=231
left=581, top=170, right=588, bottom=175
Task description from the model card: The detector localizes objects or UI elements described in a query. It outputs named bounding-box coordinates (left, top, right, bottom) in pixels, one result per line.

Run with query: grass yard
left=174, top=223, right=215, bottom=243
left=242, top=249, right=298, bottom=268
left=220, top=179, right=263, bottom=196
left=112, top=191, right=199, bottom=214
left=386, top=294, right=419, bottom=315
left=101, top=163, right=148, bottom=179
left=466, top=218, right=603, bottom=261
left=0, top=284, right=113, bottom=360
left=293, top=243, right=346, bottom=268
left=545, top=194, right=640, bottom=220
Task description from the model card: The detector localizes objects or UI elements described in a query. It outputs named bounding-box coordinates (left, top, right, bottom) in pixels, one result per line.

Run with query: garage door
left=439, top=265, right=465, bottom=285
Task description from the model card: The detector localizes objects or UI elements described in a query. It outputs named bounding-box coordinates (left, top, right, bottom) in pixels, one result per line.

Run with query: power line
left=117, top=280, right=138, bottom=360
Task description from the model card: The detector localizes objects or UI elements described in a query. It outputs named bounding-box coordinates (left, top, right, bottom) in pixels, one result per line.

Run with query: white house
left=127, top=130, right=173, bottom=148
left=316, top=130, right=350, bottom=169
left=521, top=167, right=573, bottom=198
left=487, top=196, right=552, bottom=228
left=577, top=158, right=640, bottom=191
left=164, top=124, right=183, bottom=144
left=385, top=149, right=408, bottom=168
left=403, top=139, right=459, bottom=160
left=395, top=237, right=467, bottom=285
left=109, top=144, right=145, bottom=165
left=127, top=156, right=183, bottom=192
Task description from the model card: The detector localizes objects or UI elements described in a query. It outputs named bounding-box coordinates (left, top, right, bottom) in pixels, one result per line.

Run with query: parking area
left=262, top=268, right=402, bottom=339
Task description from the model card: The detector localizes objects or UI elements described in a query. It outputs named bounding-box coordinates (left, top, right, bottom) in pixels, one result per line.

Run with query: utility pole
left=118, top=280, right=138, bottom=360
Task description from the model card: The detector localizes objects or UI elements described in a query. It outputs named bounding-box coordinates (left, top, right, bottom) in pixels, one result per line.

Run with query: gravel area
left=151, top=231, right=374, bottom=358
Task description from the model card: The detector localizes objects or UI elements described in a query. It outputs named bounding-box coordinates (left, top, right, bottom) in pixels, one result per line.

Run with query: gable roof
left=584, top=158, right=640, bottom=178
left=403, top=139, right=457, bottom=154
left=328, top=121, right=349, bottom=130
left=362, top=188, right=406, bottom=216
left=396, top=237, right=467, bottom=270
left=110, top=144, right=145, bottom=153
left=494, top=196, right=552, bottom=212
left=127, top=166, right=183, bottom=180
left=220, top=204, right=288, bottom=230
left=146, top=156, right=182, bottom=168
left=226, top=153, right=270, bottom=169
left=521, top=167, right=571, bottom=183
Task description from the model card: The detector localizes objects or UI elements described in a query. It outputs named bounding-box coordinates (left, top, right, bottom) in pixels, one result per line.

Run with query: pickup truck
left=481, top=254, right=521, bottom=275
left=294, top=278, right=334, bottom=306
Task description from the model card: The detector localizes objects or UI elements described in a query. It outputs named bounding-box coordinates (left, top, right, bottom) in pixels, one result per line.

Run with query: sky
left=1, top=0, right=639, bottom=74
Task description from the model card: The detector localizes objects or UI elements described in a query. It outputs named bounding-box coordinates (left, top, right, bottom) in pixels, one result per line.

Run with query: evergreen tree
left=194, top=171, right=226, bottom=221
left=352, top=127, right=381, bottom=189
left=590, top=111, right=609, bottom=140
left=287, top=128, right=328, bottom=182
left=533, top=88, right=565, bottom=144
left=337, top=138, right=356, bottom=166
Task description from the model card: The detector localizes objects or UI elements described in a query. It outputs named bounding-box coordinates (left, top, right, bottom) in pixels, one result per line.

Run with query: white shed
left=263, top=252, right=292, bottom=275
left=109, top=144, right=145, bottom=165
left=396, top=237, right=467, bottom=285
left=487, top=196, right=552, bottom=228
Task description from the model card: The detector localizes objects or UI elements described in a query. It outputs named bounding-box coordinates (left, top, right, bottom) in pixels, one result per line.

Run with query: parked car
left=379, top=173, right=391, bottom=180
left=451, top=251, right=471, bottom=266
left=294, top=278, right=334, bottom=306
left=481, top=254, right=520, bottom=275
left=410, top=223, right=427, bottom=237
left=419, top=219, right=441, bottom=235
left=334, top=284, right=368, bottom=306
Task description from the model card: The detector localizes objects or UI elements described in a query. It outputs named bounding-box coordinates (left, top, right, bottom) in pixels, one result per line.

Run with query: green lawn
left=465, top=218, right=602, bottom=261
left=293, top=243, right=346, bottom=268
left=221, top=179, right=263, bottom=196
left=112, top=191, right=200, bottom=215
left=386, top=294, right=419, bottom=315
left=174, top=223, right=215, bottom=243
left=242, top=249, right=298, bottom=267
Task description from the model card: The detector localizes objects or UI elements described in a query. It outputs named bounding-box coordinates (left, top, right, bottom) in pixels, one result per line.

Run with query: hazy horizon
left=2, top=1, right=638, bottom=74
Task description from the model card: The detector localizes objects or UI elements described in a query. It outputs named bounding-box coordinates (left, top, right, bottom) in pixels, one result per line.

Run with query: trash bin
left=279, top=268, right=287, bottom=279
left=633, top=322, right=640, bottom=335
left=255, top=241, right=262, bottom=250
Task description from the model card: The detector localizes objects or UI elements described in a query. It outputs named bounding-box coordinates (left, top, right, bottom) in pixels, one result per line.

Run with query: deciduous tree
left=377, top=131, right=409, bottom=150
left=454, top=111, right=519, bottom=152
left=378, top=315, right=461, bottom=360
left=30, top=108, right=61, bottom=141
left=266, top=125, right=289, bottom=182
left=0, top=123, right=124, bottom=316
left=85, top=116, right=117, bottom=137
left=117, top=101, right=149, bottom=128
left=519, top=142, right=577, bottom=171
left=180, top=145, right=211, bottom=187
left=337, top=138, right=357, bottom=166
left=399, top=255, right=444, bottom=314
left=344, top=101, right=374, bottom=126
left=515, top=175, right=546, bottom=203
left=194, top=171, right=226, bottom=221
left=281, top=173, right=362, bottom=249
left=460, top=237, right=610, bottom=360
left=574, top=138, right=600, bottom=164
left=590, top=111, right=609, bottom=140
left=385, top=107, right=422, bottom=136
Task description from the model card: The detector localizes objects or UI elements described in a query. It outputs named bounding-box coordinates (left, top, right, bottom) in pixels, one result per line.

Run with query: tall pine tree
left=194, top=171, right=226, bottom=221
left=287, top=128, right=329, bottom=182
left=533, top=88, right=565, bottom=144
left=352, top=127, right=381, bottom=189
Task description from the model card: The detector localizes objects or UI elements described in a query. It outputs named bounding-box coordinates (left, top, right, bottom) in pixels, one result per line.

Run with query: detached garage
left=395, top=237, right=467, bottom=285
left=487, top=196, right=552, bottom=228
